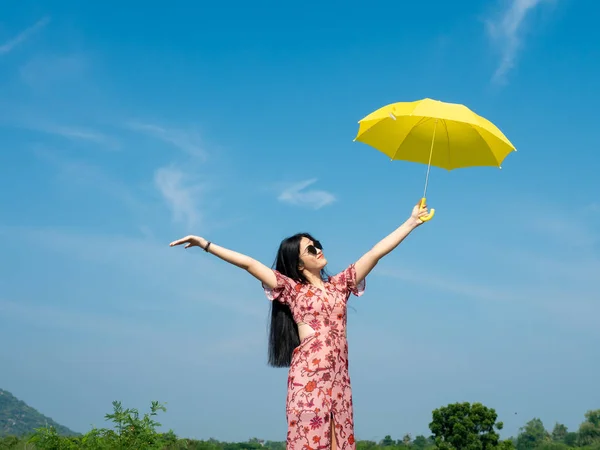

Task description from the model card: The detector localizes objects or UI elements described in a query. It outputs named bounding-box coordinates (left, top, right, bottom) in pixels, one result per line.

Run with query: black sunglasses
left=303, top=241, right=323, bottom=256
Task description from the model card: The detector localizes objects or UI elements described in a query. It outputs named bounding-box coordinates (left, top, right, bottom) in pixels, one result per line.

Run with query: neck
left=302, top=269, right=323, bottom=287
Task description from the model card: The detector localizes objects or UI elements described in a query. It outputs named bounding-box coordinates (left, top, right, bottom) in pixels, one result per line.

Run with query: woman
left=170, top=200, right=430, bottom=450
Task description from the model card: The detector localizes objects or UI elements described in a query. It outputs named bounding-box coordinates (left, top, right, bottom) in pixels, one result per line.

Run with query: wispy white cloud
left=19, top=54, right=87, bottom=87
left=527, top=214, right=599, bottom=249
left=378, top=255, right=599, bottom=334
left=26, top=123, right=118, bottom=148
left=495, top=198, right=600, bottom=250
left=278, top=179, right=336, bottom=210
left=377, top=200, right=600, bottom=334
left=0, top=298, right=153, bottom=337
left=377, top=266, right=511, bottom=304
left=375, top=197, right=599, bottom=332
left=0, top=297, right=262, bottom=361
left=127, top=122, right=207, bottom=159
left=37, top=125, right=108, bottom=143
left=486, top=0, right=552, bottom=83
left=0, top=225, right=264, bottom=319
left=35, top=149, right=142, bottom=211
left=0, top=17, right=50, bottom=55
left=494, top=246, right=600, bottom=286
left=154, top=166, right=206, bottom=228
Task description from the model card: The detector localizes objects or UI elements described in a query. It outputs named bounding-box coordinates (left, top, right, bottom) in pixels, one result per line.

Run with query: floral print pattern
left=264, top=264, right=365, bottom=450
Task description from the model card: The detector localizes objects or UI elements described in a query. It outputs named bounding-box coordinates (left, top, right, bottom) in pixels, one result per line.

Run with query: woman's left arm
left=354, top=200, right=429, bottom=284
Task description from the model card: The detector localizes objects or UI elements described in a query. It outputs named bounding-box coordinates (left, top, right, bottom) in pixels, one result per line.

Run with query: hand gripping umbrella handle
left=419, top=197, right=435, bottom=222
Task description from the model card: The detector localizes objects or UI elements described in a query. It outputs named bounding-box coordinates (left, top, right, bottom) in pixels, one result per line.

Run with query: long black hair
left=267, top=232, right=328, bottom=368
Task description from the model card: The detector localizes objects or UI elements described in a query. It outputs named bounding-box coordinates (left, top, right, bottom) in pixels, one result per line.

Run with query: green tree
left=237, top=442, right=262, bottom=450
left=380, top=435, right=395, bottom=446
left=357, top=440, right=378, bottom=450
left=29, top=425, right=79, bottom=449
left=578, top=410, right=600, bottom=446
left=413, top=435, right=428, bottom=449
left=264, top=441, right=286, bottom=450
left=551, top=423, right=568, bottom=442
left=429, top=402, right=506, bottom=449
left=497, top=441, right=515, bottom=450
left=516, top=418, right=550, bottom=450
left=532, top=444, right=570, bottom=450
left=563, top=432, right=578, bottom=447
left=0, top=435, right=22, bottom=449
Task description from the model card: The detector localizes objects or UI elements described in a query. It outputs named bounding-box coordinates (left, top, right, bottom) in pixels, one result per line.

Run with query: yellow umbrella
left=354, top=98, right=516, bottom=221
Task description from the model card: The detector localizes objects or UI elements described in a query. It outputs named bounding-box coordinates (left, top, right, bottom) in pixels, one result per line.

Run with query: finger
left=185, top=243, right=191, bottom=249
left=170, top=237, right=190, bottom=246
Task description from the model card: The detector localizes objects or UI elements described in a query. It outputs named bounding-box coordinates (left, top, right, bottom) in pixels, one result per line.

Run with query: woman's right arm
left=169, top=235, right=278, bottom=288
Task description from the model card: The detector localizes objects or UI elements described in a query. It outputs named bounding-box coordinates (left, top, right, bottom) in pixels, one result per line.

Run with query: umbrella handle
left=419, top=197, right=435, bottom=222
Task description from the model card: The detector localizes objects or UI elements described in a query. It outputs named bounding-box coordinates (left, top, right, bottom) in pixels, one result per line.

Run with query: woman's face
left=298, top=236, right=327, bottom=272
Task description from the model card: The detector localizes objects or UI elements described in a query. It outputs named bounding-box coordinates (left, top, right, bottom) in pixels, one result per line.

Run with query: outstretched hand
left=410, top=200, right=430, bottom=225
left=169, top=235, right=207, bottom=249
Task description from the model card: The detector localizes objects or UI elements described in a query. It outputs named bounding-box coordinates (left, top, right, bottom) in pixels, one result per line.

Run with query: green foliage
left=552, top=424, right=569, bottom=443
left=380, top=435, right=395, bottom=446
left=0, top=394, right=598, bottom=450
left=563, top=433, right=579, bottom=447
left=28, top=400, right=176, bottom=450
left=413, top=435, right=430, bottom=449
left=517, top=418, right=551, bottom=450
left=531, top=444, right=570, bottom=450
left=511, top=410, right=600, bottom=450
left=578, top=411, right=600, bottom=447
left=429, top=401, right=509, bottom=449
left=0, top=435, right=21, bottom=449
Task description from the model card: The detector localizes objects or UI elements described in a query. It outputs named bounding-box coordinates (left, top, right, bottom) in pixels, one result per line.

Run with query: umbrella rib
left=442, top=119, right=451, bottom=170
left=471, top=125, right=502, bottom=166
left=390, top=116, right=431, bottom=160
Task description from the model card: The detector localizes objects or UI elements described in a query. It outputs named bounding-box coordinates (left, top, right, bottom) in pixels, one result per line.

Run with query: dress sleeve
left=333, top=263, right=366, bottom=297
left=262, top=269, right=297, bottom=305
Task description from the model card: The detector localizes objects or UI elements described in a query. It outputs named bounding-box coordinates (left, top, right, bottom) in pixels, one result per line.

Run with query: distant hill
left=0, top=388, right=78, bottom=437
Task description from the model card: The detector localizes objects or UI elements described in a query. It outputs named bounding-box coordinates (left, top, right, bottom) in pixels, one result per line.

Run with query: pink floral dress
left=264, top=264, right=365, bottom=450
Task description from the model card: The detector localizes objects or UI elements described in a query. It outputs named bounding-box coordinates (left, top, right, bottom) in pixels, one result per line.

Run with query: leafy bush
left=29, top=400, right=176, bottom=450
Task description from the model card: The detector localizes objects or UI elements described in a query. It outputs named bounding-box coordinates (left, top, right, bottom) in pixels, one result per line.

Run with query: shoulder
left=329, top=264, right=357, bottom=284
left=263, top=269, right=303, bottom=302
left=329, top=264, right=365, bottom=297
left=273, top=269, right=296, bottom=284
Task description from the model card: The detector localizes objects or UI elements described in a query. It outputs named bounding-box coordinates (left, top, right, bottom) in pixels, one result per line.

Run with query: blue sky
left=1, top=0, right=599, bottom=442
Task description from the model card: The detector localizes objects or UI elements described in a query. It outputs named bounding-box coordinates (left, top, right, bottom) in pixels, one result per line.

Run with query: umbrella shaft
left=423, top=164, right=432, bottom=198
left=423, top=119, right=438, bottom=198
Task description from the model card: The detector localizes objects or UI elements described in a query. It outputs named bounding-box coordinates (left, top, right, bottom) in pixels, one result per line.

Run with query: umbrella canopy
left=354, top=98, right=516, bottom=221
left=354, top=98, right=516, bottom=170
